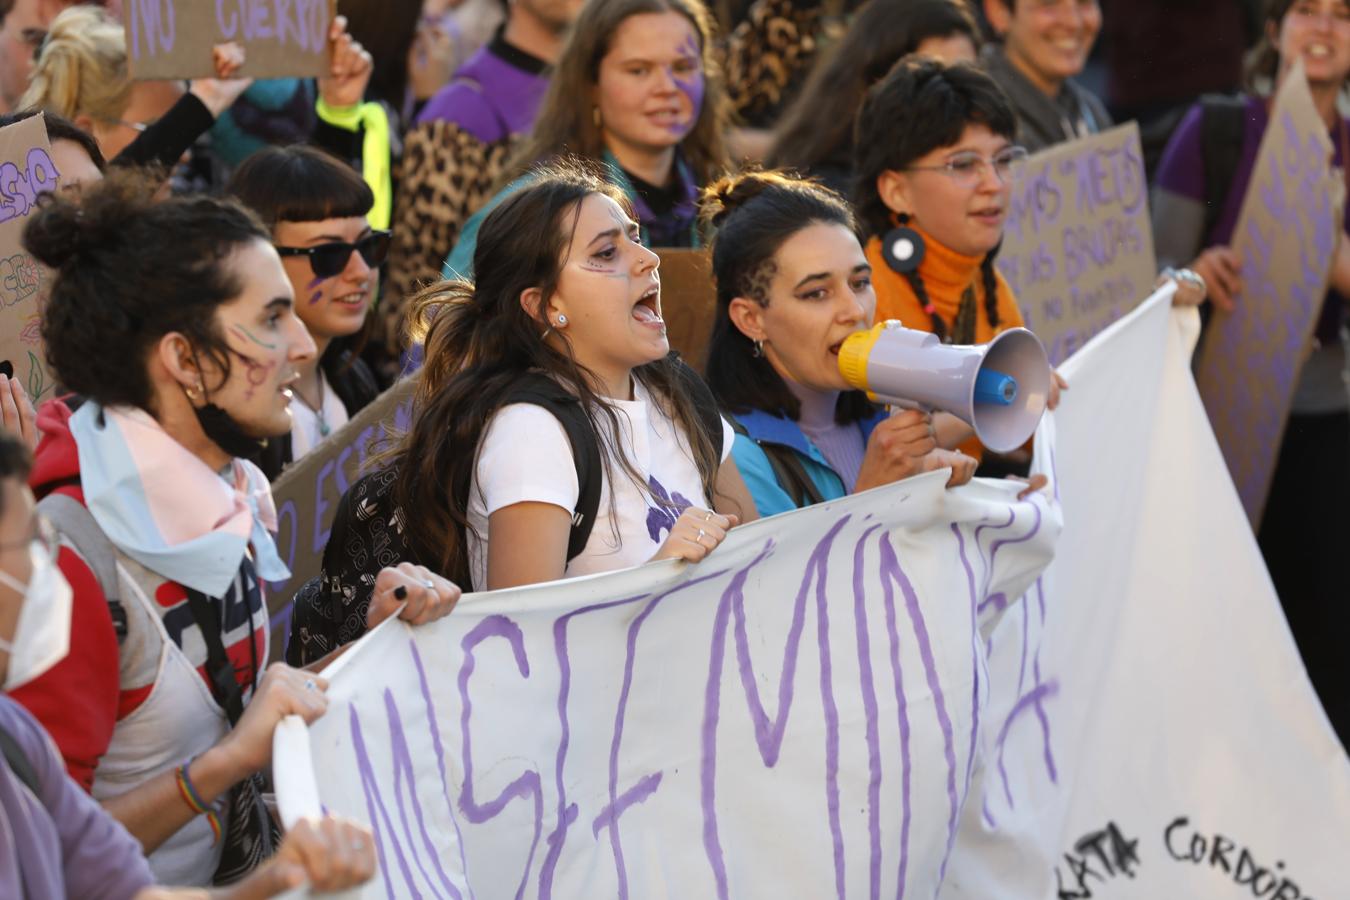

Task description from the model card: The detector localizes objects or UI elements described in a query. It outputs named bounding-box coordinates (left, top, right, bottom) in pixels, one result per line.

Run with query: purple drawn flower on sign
left=645, top=475, right=693, bottom=542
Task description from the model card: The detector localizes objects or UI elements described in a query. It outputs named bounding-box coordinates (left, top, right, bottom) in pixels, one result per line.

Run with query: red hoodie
left=10, top=398, right=122, bottom=791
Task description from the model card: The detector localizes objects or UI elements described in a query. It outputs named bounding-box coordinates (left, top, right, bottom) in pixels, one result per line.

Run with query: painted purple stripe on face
left=879, top=534, right=960, bottom=885
left=850, top=526, right=885, bottom=900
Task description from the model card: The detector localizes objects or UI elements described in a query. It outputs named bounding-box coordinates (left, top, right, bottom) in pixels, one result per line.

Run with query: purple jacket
left=416, top=32, right=550, bottom=144
left=0, top=695, right=154, bottom=898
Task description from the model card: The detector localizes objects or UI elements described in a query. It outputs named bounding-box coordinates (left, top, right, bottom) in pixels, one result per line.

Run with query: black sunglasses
left=274, top=230, right=391, bottom=279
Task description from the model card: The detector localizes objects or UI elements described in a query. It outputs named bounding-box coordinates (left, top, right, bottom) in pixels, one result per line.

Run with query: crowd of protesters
left=0, top=0, right=1343, bottom=895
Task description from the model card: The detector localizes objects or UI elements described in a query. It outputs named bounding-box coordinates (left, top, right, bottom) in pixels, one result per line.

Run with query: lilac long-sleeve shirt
left=0, top=695, right=154, bottom=899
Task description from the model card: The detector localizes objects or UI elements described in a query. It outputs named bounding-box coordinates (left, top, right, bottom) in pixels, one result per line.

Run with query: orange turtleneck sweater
left=864, top=227, right=1025, bottom=342
left=864, top=227, right=1031, bottom=460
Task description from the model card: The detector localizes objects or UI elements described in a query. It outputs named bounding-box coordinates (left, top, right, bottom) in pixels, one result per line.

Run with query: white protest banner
left=1193, top=62, right=1342, bottom=528
left=279, top=469, right=1061, bottom=897
left=941, top=289, right=1350, bottom=899
left=0, top=115, right=59, bottom=404
left=997, top=123, right=1156, bottom=366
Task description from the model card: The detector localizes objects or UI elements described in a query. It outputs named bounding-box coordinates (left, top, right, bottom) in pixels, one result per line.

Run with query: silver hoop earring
left=751, top=339, right=764, bottom=358
left=556, top=314, right=568, bottom=327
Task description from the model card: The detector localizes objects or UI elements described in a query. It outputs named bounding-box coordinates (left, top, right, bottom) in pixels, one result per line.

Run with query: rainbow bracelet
left=175, top=762, right=222, bottom=845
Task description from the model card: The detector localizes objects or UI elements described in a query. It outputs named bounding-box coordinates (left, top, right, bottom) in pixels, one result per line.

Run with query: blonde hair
left=20, top=5, right=131, bottom=123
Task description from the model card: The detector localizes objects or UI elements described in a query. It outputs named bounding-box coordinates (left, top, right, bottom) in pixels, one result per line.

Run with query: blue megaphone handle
left=974, top=369, right=1018, bottom=406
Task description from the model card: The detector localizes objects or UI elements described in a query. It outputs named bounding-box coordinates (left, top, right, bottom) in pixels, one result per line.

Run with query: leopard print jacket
left=379, top=121, right=517, bottom=357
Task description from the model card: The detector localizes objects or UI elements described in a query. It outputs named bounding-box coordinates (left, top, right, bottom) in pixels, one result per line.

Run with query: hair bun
left=699, top=170, right=795, bottom=229
left=23, top=169, right=154, bottom=270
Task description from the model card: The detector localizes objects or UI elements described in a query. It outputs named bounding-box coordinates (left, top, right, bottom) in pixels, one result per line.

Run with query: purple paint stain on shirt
left=457, top=615, right=542, bottom=900
left=879, top=535, right=960, bottom=883
left=646, top=475, right=694, bottom=542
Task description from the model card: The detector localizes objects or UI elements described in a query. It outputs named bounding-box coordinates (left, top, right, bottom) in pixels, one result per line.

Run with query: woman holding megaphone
left=702, top=170, right=979, bottom=517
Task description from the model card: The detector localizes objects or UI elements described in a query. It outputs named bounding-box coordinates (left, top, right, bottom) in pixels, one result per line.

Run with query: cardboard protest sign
left=1193, top=63, right=1342, bottom=528
left=265, top=376, right=416, bottom=658
left=0, top=115, right=59, bottom=404
left=125, top=0, right=335, bottom=80
left=997, top=123, right=1156, bottom=365
left=657, top=248, right=717, bottom=370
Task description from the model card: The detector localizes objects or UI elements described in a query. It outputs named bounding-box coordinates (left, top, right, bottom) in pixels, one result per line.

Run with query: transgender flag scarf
left=69, top=402, right=291, bottom=599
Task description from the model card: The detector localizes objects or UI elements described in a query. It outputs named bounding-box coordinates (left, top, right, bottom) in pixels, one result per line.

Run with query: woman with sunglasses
left=853, top=57, right=1063, bottom=460
left=228, top=146, right=389, bottom=479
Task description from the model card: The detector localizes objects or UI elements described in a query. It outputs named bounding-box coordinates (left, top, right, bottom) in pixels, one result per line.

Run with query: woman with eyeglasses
left=228, top=146, right=388, bottom=480
left=852, top=57, right=1063, bottom=460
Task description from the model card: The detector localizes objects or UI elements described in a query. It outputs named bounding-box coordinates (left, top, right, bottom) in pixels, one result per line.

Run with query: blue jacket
left=730, top=408, right=886, bottom=517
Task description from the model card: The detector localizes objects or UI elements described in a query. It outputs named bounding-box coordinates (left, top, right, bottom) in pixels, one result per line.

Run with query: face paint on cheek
left=230, top=324, right=278, bottom=350
left=306, top=276, right=327, bottom=305
left=672, top=36, right=705, bottom=127
left=227, top=347, right=280, bottom=402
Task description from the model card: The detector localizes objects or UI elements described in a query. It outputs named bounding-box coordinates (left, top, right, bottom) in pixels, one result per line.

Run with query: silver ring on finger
left=304, top=678, right=317, bottom=692
left=422, top=579, right=436, bottom=590
left=696, top=528, right=706, bottom=543
left=703, top=510, right=712, bottom=522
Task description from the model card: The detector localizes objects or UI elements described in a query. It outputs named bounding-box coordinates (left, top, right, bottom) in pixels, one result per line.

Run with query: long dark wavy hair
left=702, top=169, right=876, bottom=424
left=391, top=160, right=723, bottom=587
left=768, top=0, right=979, bottom=178
left=853, top=56, right=1016, bottom=341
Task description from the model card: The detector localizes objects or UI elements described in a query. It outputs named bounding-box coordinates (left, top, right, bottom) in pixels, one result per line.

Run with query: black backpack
left=285, top=360, right=723, bottom=666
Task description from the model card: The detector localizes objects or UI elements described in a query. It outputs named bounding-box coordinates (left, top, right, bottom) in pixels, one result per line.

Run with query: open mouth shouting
left=633, top=283, right=665, bottom=329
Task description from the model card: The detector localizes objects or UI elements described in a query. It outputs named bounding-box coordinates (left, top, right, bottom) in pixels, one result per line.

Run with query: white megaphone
left=837, top=320, right=1051, bottom=453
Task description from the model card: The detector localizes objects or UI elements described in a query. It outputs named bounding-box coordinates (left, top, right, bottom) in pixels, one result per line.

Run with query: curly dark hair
left=24, top=168, right=271, bottom=414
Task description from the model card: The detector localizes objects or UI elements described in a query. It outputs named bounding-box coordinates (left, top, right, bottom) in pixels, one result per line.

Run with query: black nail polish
left=394, top=585, right=408, bottom=600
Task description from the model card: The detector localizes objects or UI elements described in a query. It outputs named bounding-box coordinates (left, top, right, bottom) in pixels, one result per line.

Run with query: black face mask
left=194, top=402, right=268, bottom=460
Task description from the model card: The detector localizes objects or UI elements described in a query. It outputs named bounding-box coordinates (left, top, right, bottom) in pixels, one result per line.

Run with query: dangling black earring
left=880, top=213, right=926, bottom=274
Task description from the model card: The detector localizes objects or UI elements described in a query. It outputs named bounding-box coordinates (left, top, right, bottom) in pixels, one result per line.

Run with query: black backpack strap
left=0, top=723, right=40, bottom=797
left=36, top=492, right=127, bottom=644
left=668, top=352, right=726, bottom=459
left=1199, top=93, right=1248, bottom=241
left=186, top=591, right=248, bottom=726
left=503, top=376, right=603, bottom=563
left=727, top=415, right=825, bottom=510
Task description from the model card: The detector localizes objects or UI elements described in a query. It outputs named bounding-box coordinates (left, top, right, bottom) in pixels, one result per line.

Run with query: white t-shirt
left=467, top=378, right=734, bottom=590
left=289, top=371, right=350, bottom=460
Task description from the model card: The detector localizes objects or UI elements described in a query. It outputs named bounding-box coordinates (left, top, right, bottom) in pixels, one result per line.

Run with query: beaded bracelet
left=175, top=761, right=222, bottom=845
